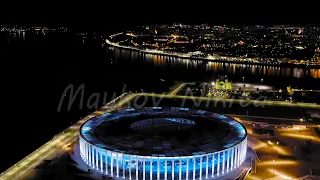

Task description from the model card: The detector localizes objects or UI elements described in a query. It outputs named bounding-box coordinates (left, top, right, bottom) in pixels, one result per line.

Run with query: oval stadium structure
left=79, top=107, right=248, bottom=179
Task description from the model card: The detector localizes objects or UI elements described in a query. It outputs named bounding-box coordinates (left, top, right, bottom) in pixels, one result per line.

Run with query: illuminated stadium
left=79, top=107, right=248, bottom=179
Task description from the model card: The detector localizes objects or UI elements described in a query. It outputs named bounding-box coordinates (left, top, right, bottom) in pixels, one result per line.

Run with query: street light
left=242, top=76, right=245, bottom=82
left=17, top=165, right=20, bottom=180
left=272, top=159, right=275, bottom=177
left=261, top=78, right=263, bottom=84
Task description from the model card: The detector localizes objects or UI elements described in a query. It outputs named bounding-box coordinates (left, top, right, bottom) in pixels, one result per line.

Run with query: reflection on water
left=310, top=69, right=320, bottom=79
left=7, top=31, right=319, bottom=80
left=14, top=31, right=25, bottom=41
left=109, top=47, right=320, bottom=79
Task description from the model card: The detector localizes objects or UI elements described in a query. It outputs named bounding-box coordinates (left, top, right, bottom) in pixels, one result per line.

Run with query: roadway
left=1, top=88, right=319, bottom=179
left=128, top=92, right=320, bottom=109
left=168, top=83, right=186, bottom=95
left=226, top=114, right=304, bottom=124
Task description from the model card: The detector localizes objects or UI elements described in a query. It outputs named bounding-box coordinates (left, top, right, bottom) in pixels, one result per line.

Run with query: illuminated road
left=227, top=114, right=302, bottom=123
left=131, top=93, right=320, bottom=109
left=1, top=92, right=319, bottom=180
left=168, top=83, right=186, bottom=95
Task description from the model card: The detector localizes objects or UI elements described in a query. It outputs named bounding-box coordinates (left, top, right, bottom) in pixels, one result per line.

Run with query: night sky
left=1, top=2, right=319, bottom=26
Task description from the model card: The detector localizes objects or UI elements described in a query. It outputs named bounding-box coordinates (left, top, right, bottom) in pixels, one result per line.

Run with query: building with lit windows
left=215, top=73, right=232, bottom=90
left=79, top=107, right=248, bottom=179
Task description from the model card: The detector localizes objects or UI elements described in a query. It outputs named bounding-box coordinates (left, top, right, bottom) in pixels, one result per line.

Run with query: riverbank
left=105, top=36, right=320, bottom=69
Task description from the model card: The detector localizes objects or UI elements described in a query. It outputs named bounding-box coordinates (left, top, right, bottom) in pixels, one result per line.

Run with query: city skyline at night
left=0, top=17, right=319, bottom=180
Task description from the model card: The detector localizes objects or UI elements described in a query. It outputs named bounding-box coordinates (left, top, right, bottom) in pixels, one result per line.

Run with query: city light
left=105, top=25, right=320, bottom=67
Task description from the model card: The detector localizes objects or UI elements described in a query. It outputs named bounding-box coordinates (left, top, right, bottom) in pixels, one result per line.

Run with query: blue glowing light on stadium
left=163, top=118, right=196, bottom=125
left=79, top=107, right=248, bottom=179
left=179, top=107, right=189, bottom=111
left=82, top=126, right=91, bottom=132
left=102, top=113, right=112, bottom=117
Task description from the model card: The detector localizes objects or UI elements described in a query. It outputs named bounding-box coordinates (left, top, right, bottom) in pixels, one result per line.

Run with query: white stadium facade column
left=92, top=146, right=94, bottom=169
left=172, top=158, right=174, bottom=180
left=85, top=142, right=88, bottom=163
left=116, top=153, right=119, bottom=177
left=123, top=154, right=126, bottom=179
left=231, top=147, right=234, bottom=171
left=90, top=144, right=93, bottom=167
left=100, top=149, right=103, bottom=172
left=88, top=144, right=91, bottom=167
left=143, top=157, right=145, bottom=180
left=105, top=150, right=108, bottom=175
left=92, top=146, right=95, bottom=169
left=237, top=145, right=240, bottom=167
left=200, top=155, right=202, bottom=179
left=227, top=149, right=230, bottom=173
left=110, top=151, right=113, bottom=176
left=82, top=139, right=84, bottom=158
left=242, top=140, right=245, bottom=163
left=212, top=153, right=215, bottom=178
left=87, top=142, right=89, bottom=163
left=235, top=145, right=238, bottom=167
left=242, top=142, right=244, bottom=163
left=165, top=158, right=167, bottom=180
left=157, top=157, right=160, bottom=180
left=82, top=140, right=85, bottom=162
left=135, top=156, right=138, bottom=180
left=240, top=142, right=243, bottom=164
left=80, top=138, right=82, bottom=158
left=238, top=145, right=240, bottom=167
left=129, top=155, right=132, bottom=180
left=193, top=156, right=196, bottom=180
left=237, top=144, right=240, bottom=168
left=179, top=157, right=182, bottom=180
left=186, top=157, right=189, bottom=180
left=96, top=147, right=99, bottom=170
left=92, top=145, right=95, bottom=168
left=222, top=151, right=225, bottom=175
left=243, top=138, right=247, bottom=163
left=234, top=146, right=237, bottom=168
left=80, top=139, right=82, bottom=160
left=206, top=154, right=208, bottom=179
left=81, top=139, right=83, bottom=159
left=217, top=152, right=220, bottom=176
left=150, top=158, right=152, bottom=180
